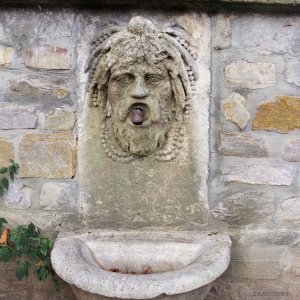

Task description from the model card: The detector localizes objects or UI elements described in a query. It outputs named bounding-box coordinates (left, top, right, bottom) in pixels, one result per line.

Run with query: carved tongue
left=131, top=107, right=144, bottom=125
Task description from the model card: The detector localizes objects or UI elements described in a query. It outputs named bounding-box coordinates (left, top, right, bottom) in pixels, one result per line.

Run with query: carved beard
left=110, top=107, right=172, bottom=156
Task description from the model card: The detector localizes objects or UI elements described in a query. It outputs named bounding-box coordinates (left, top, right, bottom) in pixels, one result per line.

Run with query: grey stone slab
left=282, top=139, right=300, bottom=162
left=0, top=107, right=37, bottom=129
left=221, top=164, right=295, bottom=185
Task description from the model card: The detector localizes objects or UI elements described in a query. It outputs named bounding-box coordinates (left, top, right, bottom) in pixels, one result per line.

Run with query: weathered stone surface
left=213, top=15, right=232, bottom=50
left=252, top=96, right=300, bottom=133
left=0, top=107, right=37, bottom=129
left=224, top=60, right=276, bottom=89
left=0, top=139, right=13, bottom=166
left=212, top=192, right=274, bottom=224
left=218, top=131, right=269, bottom=157
left=10, top=80, right=70, bottom=99
left=275, top=197, right=300, bottom=225
left=221, top=164, right=295, bottom=185
left=222, top=92, right=250, bottom=130
left=237, top=15, right=300, bottom=55
left=3, top=184, right=31, bottom=209
left=19, top=133, right=76, bottom=178
left=0, top=46, right=14, bottom=65
left=40, top=182, right=76, bottom=210
left=24, top=45, right=70, bottom=70
left=45, top=109, right=76, bottom=131
left=285, top=57, right=300, bottom=86
left=283, top=139, right=300, bottom=162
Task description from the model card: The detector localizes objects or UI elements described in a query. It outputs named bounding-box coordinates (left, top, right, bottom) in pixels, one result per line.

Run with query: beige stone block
left=0, top=139, right=14, bottom=167
left=283, top=139, right=300, bottom=162
left=45, top=109, right=76, bottom=131
left=222, top=92, right=250, bottom=130
left=225, top=60, right=276, bottom=89
left=275, top=197, right=300, bottom=225
left=25, top=45, right=70, bottom=70
left=213, top=14, right=232, bottom=50
left=19, top=133, right=76, bottom=178
left=253, top=96, right=300, bottom=133
left=0, top=46, right=14, bottom=65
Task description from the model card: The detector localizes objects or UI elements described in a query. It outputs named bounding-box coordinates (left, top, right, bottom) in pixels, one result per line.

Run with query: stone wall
left=0, top=4, right=299, bottom=300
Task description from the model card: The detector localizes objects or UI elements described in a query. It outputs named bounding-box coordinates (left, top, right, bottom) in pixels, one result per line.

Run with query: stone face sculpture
left=85, top=17, right=198, bottom=162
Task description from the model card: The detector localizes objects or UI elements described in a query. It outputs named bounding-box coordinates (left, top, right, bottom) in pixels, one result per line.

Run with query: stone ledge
left=0, top=0, right=299, bottom=9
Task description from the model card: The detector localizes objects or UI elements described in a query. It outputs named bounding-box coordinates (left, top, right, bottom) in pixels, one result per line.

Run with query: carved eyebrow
left=110, top=72, right=133, bottom=80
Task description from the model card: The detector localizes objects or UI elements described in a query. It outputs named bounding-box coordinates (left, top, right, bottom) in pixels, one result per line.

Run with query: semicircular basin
left=51, top=231, right=231, bottom=299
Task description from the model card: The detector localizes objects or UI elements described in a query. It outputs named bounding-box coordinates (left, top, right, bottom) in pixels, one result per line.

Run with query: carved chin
left=112, top=119, right=170, bottom=156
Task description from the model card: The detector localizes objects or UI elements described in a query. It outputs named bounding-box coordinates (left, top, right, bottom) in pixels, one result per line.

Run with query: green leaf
left=0, top=218, right=8, bottom=226
left=52, top=277, right=61, bottom=292
left=0, top=167, right=8, bottom=174
left=36, top=266, right=49, bottom=281
left=9, top=165, right=14, bottom=181
left=0, top=185, right=3, bottom=197
left=0, top=246, right=12, bottom=262
left=9, top=159, right=15, bottom=164
left=2, top=177, right=9, bottom=190
left=15, top=261, right=30, bottom=280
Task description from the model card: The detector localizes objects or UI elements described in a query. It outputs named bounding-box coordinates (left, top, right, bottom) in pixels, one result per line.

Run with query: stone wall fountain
left=51, top=15, right=231, bottom=300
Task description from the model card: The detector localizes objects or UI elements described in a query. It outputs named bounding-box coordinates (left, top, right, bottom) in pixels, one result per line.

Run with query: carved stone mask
left=85, top=17, right=198, bottom=162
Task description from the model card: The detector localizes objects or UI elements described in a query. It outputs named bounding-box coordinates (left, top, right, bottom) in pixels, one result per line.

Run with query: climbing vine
left=0, top=161, right=67, bottom=300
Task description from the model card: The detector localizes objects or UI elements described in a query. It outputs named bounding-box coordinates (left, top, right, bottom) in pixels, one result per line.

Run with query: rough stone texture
left=237, top=15, right=300, bottom=55
left=252, top=96, right=300, bottom=133
left=283, top=139, right=300, bottom=162
left=224, top=60, right=276, bottom=89
left=0, top=107, right=37, bottom=129
left=52, top=231, right=231, bottom=299
left=0, top=139, right=14, bottom=166
left=19, top=133, right=76, bottom=178
left=285, top=57, right=300, bottom=87
left=11, top=79, right=70, bottom=99
left=213, top=15, right=232, bottom=50
left=212, top=192, right=274, bottom=224
left=25, top=45, right=70, bottom=70
left=221, top=164, right=295, bottom=185
left=40, top=182, right=76, bottom=210
left=0, top=45, right=14, bottom=65
left=275, top=197, right=300, bottom=225
left=222, top=92, right=250, bottom=130
left=3, top=183, right=32, bottom=209
left=218, top=131, right=269, bottom=157
left=45, top=109, right=76, bottom=131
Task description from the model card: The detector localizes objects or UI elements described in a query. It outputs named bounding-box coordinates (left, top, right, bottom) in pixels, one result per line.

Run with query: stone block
left=3, top=183, right=31, bottom=209
left=213, top=15, right=232, bottom=50
left=212, top=191, right=274, bottom=224
left=252, top=96, right=300, bottom=133
left=221, top=164, right=295, bottom=185
left=285, top=57, right=300, bottom=87
left=218, top=131, right=269, bottom=157
left=0, top=46, right=14, bottom=65
left=45, top=109, right=76, bottom=131
left=0, top=107, right=37, bottom=129
left=282, top=139, right=300, bottom=162
left=0, top=139, right=14, bottom=166
left=19, top=133, right=76, bottom=178
left=275, top=197, right=300, bottom=225
left=222, top=92, right=250, bottom=130
left=40, top=182, right=76, bottom=210
left=224, top=60, right=276, bottom=89
left=24, top=45, right=70, bottom=70
left=10, top=80, right=70, bottom=99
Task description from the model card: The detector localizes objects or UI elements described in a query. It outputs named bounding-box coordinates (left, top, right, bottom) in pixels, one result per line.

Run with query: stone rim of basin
left=51, top=231, right=231, bottom=299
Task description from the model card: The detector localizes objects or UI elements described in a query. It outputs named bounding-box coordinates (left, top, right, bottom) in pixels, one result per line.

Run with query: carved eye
left=146, top=74, right=162, bottom=84
left=117, top=75, right=133, bottom=85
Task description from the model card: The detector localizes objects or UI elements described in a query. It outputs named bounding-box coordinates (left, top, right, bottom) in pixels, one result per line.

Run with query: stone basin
left=51, top=231, right=231, bottom=299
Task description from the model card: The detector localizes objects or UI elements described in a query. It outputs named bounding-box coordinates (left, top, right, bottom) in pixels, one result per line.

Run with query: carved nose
left=131, top=78, right=149, bottom=99
left=131, top=107, right=144, bottom=125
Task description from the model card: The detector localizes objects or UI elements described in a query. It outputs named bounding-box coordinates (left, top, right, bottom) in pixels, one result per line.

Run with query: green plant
left=0, top=160, right=19, bottom=196
left=0, top=161, right=67, bottom=300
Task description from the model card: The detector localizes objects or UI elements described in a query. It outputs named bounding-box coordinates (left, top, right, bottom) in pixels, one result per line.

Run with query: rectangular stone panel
left=19, top=133, right=76, bottom=178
